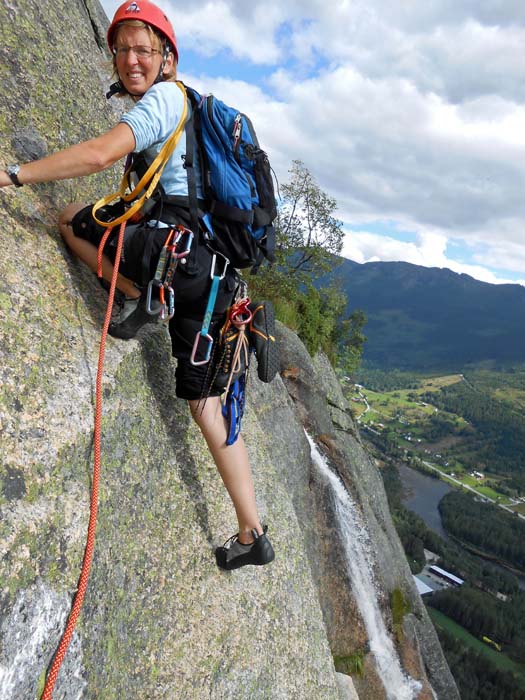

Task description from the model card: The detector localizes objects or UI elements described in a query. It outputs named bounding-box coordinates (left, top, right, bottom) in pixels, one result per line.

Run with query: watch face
left=6, top=164, right=22, bottom=186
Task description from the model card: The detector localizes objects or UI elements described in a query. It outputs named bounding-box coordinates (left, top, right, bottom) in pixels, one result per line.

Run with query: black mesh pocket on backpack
left=207, top=218, right=261, bottom=270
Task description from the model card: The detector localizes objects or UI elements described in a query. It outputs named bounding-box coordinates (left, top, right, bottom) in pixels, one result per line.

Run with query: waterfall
left=307, top=433, right=423, bottom=700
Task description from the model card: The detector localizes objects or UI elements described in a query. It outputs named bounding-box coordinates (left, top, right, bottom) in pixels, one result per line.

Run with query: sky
left=101, top=0, right=525, bottom=286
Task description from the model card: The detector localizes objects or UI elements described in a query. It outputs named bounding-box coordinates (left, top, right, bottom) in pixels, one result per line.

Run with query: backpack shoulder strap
left=182, top=84, right=202, bottom=237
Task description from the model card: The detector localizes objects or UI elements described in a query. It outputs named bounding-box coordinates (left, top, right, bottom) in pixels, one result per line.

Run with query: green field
left=349, top=371, right=525, bottom=504
left=427, top=606, right=525, bottom=687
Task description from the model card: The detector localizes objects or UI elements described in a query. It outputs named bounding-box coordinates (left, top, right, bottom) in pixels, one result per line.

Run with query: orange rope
left=41, top=220, right=127, bottom=700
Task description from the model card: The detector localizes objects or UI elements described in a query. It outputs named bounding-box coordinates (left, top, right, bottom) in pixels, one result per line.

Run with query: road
left=421, top=460, right=525, bottom=520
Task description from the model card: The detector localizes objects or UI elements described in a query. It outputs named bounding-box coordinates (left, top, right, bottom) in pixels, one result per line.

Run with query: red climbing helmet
left=107, top=0, right=178, bottom=62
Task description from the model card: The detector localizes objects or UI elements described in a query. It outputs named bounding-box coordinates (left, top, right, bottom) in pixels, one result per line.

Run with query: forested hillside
left=439, top=492, right=525, bottom=571
left=323, top=258, right=525, bottom=370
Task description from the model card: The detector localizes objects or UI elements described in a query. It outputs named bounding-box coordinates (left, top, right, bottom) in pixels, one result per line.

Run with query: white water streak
left=0, top=582, right=85, bottom=700
left=307, top=433, right=422, bottom=700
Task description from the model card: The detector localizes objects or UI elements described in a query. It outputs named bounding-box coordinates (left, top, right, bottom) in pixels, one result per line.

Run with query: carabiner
left=164, top=286, right=175, bottom=321
left=146, top=278, right=164, bottom=315
left=209, top=252, right=229, bottom=281
left=190, top=331, right=214, bottom=366
left=230, top=298, right=252, bottom=328
left=172, top=227, right=193, bottom=260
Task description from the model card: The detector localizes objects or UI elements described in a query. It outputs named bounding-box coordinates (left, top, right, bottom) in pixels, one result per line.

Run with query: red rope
left=41, top=221, right=127, bottom=700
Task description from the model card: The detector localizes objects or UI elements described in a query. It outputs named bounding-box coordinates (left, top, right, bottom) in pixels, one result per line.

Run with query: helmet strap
left=154, top=43, right=172, bottom=84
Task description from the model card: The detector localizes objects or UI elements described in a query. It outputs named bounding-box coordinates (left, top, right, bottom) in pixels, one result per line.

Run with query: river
left=397, top=463, right=452, bottom=539
left=397, top=463, right=525, bottom=589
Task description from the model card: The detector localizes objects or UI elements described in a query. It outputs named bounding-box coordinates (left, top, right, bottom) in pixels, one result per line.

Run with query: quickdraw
left=190, top=251, right=229, bottom=365
left=146, top=225, right=193, bottom=321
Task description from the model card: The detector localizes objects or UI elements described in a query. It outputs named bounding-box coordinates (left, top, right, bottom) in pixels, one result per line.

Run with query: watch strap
left=5, top=165, right=22, bottom=187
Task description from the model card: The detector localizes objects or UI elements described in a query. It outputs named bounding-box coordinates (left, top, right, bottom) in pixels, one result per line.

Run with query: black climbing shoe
left=111, top=293, right=138, bottom=321
left=108, top=291, right=162, bottom=340
left=248, top=301, right=279, bottom=383
left=215, top=526, right=275, bottom=571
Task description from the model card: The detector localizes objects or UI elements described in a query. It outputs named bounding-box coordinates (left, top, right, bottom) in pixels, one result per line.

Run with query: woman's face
left=113, top=24, right=174, bottom=96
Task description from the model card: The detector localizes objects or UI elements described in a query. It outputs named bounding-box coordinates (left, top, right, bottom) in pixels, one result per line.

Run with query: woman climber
left=0, top=0, right=276, bottom=570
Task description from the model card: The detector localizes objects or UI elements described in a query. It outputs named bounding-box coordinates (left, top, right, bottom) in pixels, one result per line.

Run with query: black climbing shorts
left=71, top=203, right=239, bottom=401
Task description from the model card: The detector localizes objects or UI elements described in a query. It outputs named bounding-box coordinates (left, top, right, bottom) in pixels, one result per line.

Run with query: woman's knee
left=58, top=202, right=88, bottom=242
left=188, top=397, right=222, bottom=431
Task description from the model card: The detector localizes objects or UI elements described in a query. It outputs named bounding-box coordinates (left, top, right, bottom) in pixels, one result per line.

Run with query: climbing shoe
left=248, top=301, right=279, bottom=383
left=108, top=290, right=162, bottom=340
left=111, top=293, right=139, bottom=323
left=215, top=525, right=275, bottom=571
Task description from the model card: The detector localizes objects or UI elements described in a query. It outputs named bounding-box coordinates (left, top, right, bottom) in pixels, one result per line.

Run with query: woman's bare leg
left=58, top=202, right=139, bottom=298
left=189, top=396, right=263, bottom=544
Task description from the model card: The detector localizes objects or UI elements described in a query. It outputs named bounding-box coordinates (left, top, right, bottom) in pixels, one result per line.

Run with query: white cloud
left=342, top=229, right=525, bottom=286
left=262, top=65, right=525, bottom=241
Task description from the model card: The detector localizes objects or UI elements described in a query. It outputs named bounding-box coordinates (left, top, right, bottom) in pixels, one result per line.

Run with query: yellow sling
left=92, top=80, right=188, bottom=228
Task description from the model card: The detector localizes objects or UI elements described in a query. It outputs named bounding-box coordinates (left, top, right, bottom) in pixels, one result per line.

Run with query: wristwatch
left=5, top=164, right=23, bottom=187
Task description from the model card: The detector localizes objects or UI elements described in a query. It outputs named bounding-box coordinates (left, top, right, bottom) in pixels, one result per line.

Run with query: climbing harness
left=190, top=251, right=229, bottom=365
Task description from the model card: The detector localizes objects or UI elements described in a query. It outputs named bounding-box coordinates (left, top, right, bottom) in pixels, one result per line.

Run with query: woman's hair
left=111, top=19, right=177, bottom=91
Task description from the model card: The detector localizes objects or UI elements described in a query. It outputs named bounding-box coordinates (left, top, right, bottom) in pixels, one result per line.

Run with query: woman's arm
left=0, top=122, right=136, bottom=187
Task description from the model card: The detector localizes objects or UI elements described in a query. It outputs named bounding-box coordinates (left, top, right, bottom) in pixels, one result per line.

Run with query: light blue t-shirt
left=120, top=81, right=202, bottom=198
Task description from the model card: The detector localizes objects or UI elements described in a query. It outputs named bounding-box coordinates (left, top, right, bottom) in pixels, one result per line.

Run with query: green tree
left=338, top=309, right=367, bottom=375
left=275, top=159, right=344, bottom=276
left=252, top=160, right=345, bottom=301
left=250, top=161, right=366, bottom=370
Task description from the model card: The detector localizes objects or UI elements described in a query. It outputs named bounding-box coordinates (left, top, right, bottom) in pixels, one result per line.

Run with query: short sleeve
left=120, top=82, right=185, bottom=153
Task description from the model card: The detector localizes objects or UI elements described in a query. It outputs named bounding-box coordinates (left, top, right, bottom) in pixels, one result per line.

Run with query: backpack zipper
left=232, top=114, right=242, bottom=158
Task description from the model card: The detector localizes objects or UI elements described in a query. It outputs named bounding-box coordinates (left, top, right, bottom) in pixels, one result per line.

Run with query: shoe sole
left=249, top=301, right=279, bottom=383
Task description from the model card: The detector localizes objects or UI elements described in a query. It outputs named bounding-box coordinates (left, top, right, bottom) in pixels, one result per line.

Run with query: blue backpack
left=182, top=84, right=278, bottom=270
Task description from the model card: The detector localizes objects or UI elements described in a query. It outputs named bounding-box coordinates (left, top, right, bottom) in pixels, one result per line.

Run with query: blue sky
left=101, top=0, right=525, bottom=286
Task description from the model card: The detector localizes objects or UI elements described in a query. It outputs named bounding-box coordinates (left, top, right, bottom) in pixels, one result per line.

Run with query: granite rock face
left=0, top=1, right=457, bottom=699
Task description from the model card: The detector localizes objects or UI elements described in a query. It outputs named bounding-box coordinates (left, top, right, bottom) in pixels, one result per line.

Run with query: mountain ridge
left=326, top=258, right=525, bottom=370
